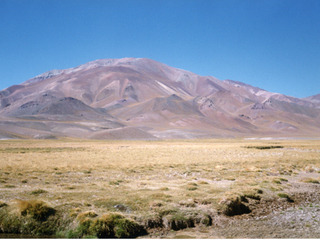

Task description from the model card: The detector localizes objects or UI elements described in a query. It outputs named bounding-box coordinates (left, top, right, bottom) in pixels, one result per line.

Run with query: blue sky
left=0, top=0, right=319, bottom=98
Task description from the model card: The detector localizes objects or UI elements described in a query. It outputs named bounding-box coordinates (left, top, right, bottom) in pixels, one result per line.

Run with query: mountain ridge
left=1, top=58, right=319, bottom=139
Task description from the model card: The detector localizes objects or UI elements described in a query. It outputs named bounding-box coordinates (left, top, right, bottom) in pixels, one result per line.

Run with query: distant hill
left=0, top=58, right=319, bottom=139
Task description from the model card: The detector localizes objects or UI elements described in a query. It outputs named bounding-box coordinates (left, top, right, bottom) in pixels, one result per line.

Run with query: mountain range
left=1, top=58, right=319, bottom=139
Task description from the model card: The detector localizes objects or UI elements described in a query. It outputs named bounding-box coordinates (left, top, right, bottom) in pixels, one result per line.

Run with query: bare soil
left=142, top=173, right=320, bottom=238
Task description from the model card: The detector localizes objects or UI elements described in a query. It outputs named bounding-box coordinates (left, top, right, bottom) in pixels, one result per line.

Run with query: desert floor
left=1, top=138, right=320, bottom=238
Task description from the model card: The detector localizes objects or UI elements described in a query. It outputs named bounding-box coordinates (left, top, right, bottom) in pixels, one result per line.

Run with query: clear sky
left=0, top=0, right=319, bottom=98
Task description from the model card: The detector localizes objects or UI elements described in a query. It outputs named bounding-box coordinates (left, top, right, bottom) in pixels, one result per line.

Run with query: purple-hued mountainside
left=1, top=58, right=319, bottom=139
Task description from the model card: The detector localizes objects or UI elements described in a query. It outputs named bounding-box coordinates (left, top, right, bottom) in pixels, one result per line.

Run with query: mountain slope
left=0, top=58, right=319, bottom=139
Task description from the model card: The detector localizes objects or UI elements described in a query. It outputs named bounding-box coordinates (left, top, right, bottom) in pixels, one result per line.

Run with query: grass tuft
left=218, top=193, right=251, bottom=216
left=197, top=180, right=209, bottom=185
left=0, top=201, right=7, bottom=208
left=186, top=182, right=198, bottom=191
left=301, top=178, right=320, bottom=184
left=243, top=146, right=283, bottom=150
left=77, top=211, right=98, bottom=220
left=69, top=213, right=145, bottom=238
left=30, top=189, right=48, bottom=195
left=277, top=193, right=294, bottom=202
left=15, top=200, right=56, bottom=221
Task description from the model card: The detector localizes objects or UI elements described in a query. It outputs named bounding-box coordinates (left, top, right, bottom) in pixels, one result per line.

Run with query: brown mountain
left=0, top=58, right=319, bottom=139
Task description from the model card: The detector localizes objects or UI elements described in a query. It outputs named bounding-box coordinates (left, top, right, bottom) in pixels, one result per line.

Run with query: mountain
left=304, top=94, right=320, bottom=106
left=0, top=57, right=319, bottom=139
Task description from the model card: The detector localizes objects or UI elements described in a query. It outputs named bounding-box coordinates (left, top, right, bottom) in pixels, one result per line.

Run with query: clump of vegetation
left=0, top=178, right=7, bottom=183
left=270, top=186, right=283, bottom=192
left=244, top=146, right=283, bottom=150
left=197, top=180, right=209, bottom=185
left=241, top=191, right=261, bottom=201
left=4, top=184, right=16, bottom=188
left=157, top=208, right=197, bottom=230
left=273, top=178, right=288, bottom=184
left=109, top=180, right=123, bottom=185
left=68, top=213, right=145, bottom=238
left=218, top=193, right=251, bottom=216
left=158, top=207, right=180, bottom=216
left=30, top=189, right=48, bottom=195
left=76, top=210, right=98, bottom=220
left=186, top=182, right=198, bottom=191
left=301, top=178, right=320, bottom=184
left=0, top=201, right=7, bottom=208
left=1, top=200, right=103, bottom=238
left=0, top=200, right=61, bottom=236
left=149, top=201, right=163, bottom=208
left=279, top=177, right=288, bottom=182
left=277, top=193, right=294, bottom=202
left=225, top=177, right=236, bottom=181
left=179, top=201, right=196, bottom=208
left=200, top=214, right=212, bottom=227
left=150, top=192, right=172, bottom=201
left=162, top=213, right=195, bottom=230
left=194, top=198, right=212, bottom=205
left=254, top=188, right=264, bottom=194
left=15, top=200, right=56, bottom=221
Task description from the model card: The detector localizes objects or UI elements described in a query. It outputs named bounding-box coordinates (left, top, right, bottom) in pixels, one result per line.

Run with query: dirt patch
left=141, top=176, right=320, bottom=238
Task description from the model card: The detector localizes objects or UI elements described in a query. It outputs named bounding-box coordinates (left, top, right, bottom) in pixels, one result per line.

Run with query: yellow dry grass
left=0, top=138, right=320, bottom=217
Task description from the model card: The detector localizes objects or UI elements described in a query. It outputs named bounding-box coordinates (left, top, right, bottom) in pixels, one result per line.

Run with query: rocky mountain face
left=0, top=58, right=319, bottom=139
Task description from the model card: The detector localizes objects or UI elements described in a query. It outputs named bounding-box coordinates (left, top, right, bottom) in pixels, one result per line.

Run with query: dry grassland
left=0, top=138, right=320, bottom=237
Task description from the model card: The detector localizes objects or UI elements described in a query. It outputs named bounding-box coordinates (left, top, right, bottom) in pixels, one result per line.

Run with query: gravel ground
left=143, top=173, right=320, bottom=239
left=151, top=201, right=320, bottom=239
left=213, top=204, right=320, bottom=238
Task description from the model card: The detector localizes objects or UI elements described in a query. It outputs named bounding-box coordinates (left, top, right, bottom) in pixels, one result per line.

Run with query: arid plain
left=1, top=138, right=320, bottom=238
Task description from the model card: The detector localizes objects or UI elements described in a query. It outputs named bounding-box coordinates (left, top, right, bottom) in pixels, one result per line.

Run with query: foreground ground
left=0, top=138, right=320, bottom=238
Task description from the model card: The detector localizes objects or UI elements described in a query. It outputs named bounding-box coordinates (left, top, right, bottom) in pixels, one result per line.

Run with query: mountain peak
left=22, top=58, right=163, bottom=86
left=1, top=58, right=320, bottom=139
